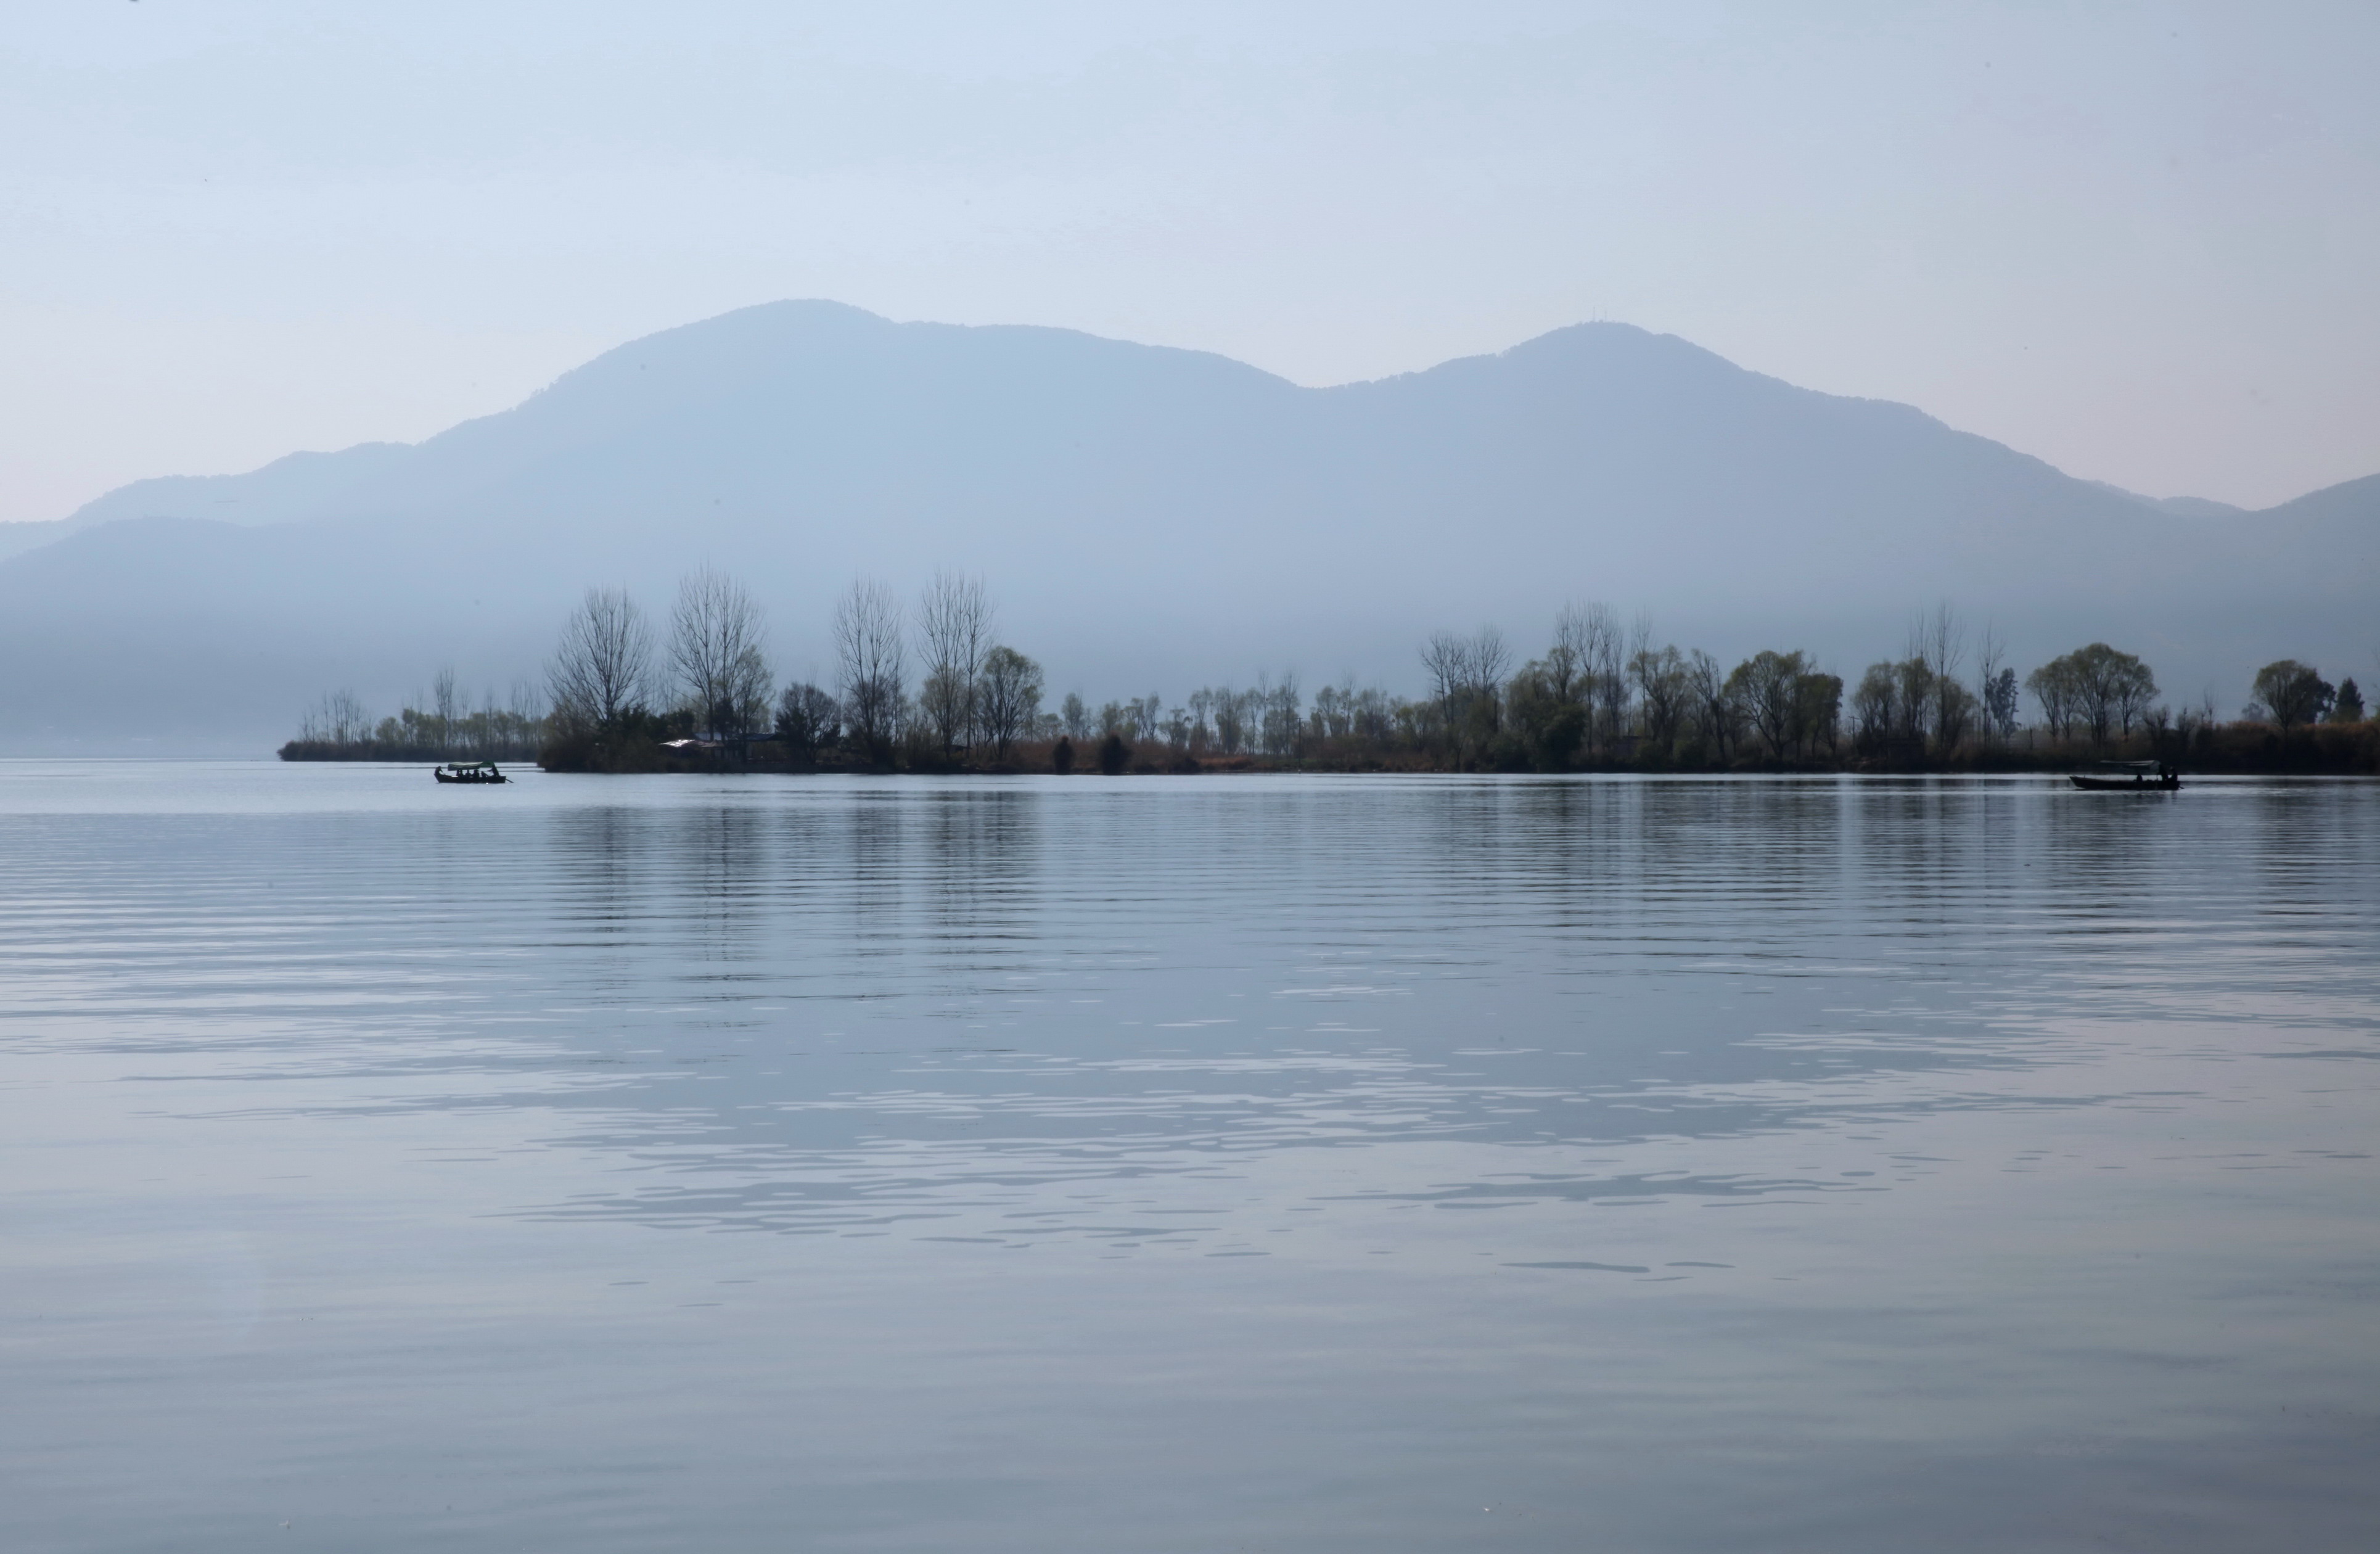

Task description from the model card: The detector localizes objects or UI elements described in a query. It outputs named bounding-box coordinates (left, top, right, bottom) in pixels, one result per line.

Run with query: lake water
left=3, top=762, right=2377, bottom=1552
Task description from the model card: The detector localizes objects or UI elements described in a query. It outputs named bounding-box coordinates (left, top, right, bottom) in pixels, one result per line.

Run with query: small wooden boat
left=2069, top=760, right=2178, bottom=791
left=433, top=761, right=511, bottom=784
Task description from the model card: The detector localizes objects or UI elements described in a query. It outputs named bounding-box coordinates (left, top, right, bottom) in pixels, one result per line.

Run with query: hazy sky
left=5, top=2, right=2376, bottom=523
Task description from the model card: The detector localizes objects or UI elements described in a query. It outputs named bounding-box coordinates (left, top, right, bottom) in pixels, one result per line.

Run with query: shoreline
left=277, top=728, right=2380, bottom=779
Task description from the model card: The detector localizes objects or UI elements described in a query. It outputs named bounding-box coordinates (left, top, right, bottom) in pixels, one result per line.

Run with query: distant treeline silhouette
left=284, top=573, right=2379, bottom=775
left=278, top=668, right=548, bottom=762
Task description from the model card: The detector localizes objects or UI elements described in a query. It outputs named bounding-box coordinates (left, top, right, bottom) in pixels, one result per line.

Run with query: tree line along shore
left=279, top=571, right=2380, bottom=776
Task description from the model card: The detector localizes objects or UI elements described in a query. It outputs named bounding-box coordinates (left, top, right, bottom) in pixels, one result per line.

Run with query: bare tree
left=1420, top=631, right=1469, bottom=710
left=670, top=568, right=771, bottom=739
left=298, top=689, right=374, bottom=746
left=1469, top=628, right=1511, bottom=694
left=1917, top=602, right=1968, bottom=755
left=1629, top=612, right=1654, bottom=712
left=1685, top=648, right=1736, bottom=760
left=1974, top=622, right=2019, bottom=742
left=732, top=651, right=773, bottom=734
left=1208, top=686, right=1245, bottom=754
left=914, top=570, right=993, bottom=760
left=1725, top=650, right=1810, bottom=761
left=1894, top=656, right=1937, bottom=749
left=1570, top=604, right=1623, bottom=755
left=1421, top=628, right=1510, bottom=760
left=548, top=586, right=654, bottom=728
left=1262, top=671, right=1302, bottom=756
left=1631, top=641, right=1688, bottom=755
left=1548, top=604, right=1589, bottom=705
left=834, top=576, right=906, bottom=756
left=1545, top=604, right=1625, bottom=754
left=1973, top=622, right=2003, bottom=735
left=976, top=646, right=1044, bottom=762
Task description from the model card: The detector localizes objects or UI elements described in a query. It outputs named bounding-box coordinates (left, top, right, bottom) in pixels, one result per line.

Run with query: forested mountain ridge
left=2, top=300, right=2371, bottom=750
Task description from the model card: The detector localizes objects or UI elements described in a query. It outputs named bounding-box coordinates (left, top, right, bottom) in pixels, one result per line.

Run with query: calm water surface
left=3, top=762, right=2377, bottom=1552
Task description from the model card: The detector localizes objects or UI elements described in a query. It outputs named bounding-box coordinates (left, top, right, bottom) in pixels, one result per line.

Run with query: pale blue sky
left=4, top=1, right=2375, bottom=522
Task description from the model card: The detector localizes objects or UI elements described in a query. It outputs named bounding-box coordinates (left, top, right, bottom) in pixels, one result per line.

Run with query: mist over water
left=4, top=763, right=2377, bottom=1552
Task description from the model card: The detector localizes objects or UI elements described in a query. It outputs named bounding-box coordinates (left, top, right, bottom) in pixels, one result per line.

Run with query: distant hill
left=2082, top=480, right=2249, bottom=520
left=2, top=300, right=2372, bottom=751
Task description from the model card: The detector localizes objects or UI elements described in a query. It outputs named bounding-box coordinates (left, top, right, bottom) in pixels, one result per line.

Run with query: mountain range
left=2, top=300, right=2372, bottom=752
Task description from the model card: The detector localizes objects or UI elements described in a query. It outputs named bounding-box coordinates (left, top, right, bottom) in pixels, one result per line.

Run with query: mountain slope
left=2, top=301, right=2371, bottom=750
